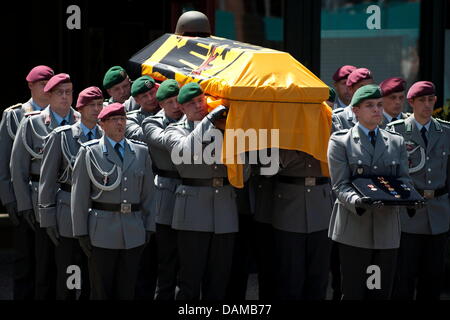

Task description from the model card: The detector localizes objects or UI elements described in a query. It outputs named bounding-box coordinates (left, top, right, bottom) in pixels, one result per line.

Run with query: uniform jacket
left=163, top=117, right=239, bottom=234
left=11, top=106, right=79, bottom=221
left=327, top=125, right=411, bottom=249
left=379, top=112, right=409, bottom=129
left=125, top=107, right=160, bottom=141
left=272, top=150, right=333, bottom=233
left=71, top=136, right=155, bottom=249
left=39, top=122, right=103, bottom=237
left=142, top=111, right=182, bottom=226
left=332, top=106, right=357, bottom=131
left=387, top=116, right=450, bottom=235
left=0, top=99, right=35, bottom=205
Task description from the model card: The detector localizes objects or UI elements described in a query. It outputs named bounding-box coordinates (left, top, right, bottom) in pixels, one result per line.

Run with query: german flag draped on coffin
left=128, top=33, right=332, bottom=188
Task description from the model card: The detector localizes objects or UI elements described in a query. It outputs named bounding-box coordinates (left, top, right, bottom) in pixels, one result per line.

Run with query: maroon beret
left=380, top=77, right=406, bottom=96
left=76, top=86, right=104, bottom=109
left=407, top=81, right=436, bottom=99
left=44, top=73, right=71, bottom=93
left=346, top=68, right=373, bottom=87
left=26, top=65, right=54, bottom=82
left=98, top=103, right=125, bottom=121
left=332, top=65, right=357, bottom=82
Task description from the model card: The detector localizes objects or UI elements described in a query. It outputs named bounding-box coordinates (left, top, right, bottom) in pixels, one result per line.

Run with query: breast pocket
left=349, top=157, right=371, bottom=176
left=134, top=169, right=145, bottom=191
left=174, top=186, right=198, bottom=222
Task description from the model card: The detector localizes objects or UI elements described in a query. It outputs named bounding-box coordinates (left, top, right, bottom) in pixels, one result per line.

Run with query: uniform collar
left=30, top=99, right=45, bottom=111
left=79, top=121, right=98, bottom=137
left=383, top=111, right=402, bottom=123
left=51, top=109, right=71, bottom=126
left=413, top=117, right=431, bottom=132
left=104, top=135, right=125, bottom=151
left=357, top=122, right=379, bottom=138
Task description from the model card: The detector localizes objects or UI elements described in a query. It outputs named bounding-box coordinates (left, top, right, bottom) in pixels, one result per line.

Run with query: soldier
left=103, top=66, right=139, bottom=112
left=163, top=82, right=240, bottom=300
left=332, top=68, right=374, bottom=131
left=38, top=86, right=104, bottom=300
left=272, top=148, right=333, bottom=300
left=141, top=79, right=183, bottom=300
left=11, top=73, right=80, bottom=299
left=387, top=81, right=450, bottom=300
left=125, top=75, right=161, bottom=141
left=71, top=103, right=156, bottom=300
left=327, top=84, right=413, bottom=300
left=379, top=77, right=409, bottom=128
left=332, top=65, right=357, bottom=110
left=0, top=65, right=54, bottom=299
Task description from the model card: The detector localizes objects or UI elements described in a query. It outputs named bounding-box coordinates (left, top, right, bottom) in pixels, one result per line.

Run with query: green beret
left=328, top=87, right=336, bottom=103
left=131, top=76, right=155, bottom=97
left=177, top=82, right=203, bottom=104
left=156, top=79, right=180, bottom=102
left=350, top=84, right=382, bottom=107
left=103, top=66, right=128, bottom=89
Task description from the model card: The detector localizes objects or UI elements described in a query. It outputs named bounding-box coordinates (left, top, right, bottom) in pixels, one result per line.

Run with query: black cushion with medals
left=351, top=175, right=425, bottom=206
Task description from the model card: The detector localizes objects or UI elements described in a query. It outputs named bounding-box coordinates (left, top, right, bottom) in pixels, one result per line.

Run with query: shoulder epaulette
left=81, top=139, right=99, bottom=147
left=126, top=110, right=140, bottom=116
left=5, top=103, right=22, bottom=111
left=382, top=128, right=401, bottom=136
left=332, top=107, right=345, bottom=114
left=436, top=118, right=450, bottom=125
left=24, top=110, right=42, bottom=117
left=332, top=129, right=349, bottom=135
left=129, top=139, right=147, bottom=146
left=54, top=125, right=72, bottom=133
left=388, top=119, right=405, bottom=126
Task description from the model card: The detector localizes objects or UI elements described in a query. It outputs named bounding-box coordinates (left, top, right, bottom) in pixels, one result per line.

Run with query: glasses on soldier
left=54, top=89, right=74, bottom=96
left=105, top=116, right=127, bottom=122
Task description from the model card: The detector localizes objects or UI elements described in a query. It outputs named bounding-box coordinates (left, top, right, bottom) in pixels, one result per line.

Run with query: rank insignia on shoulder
left=129, top=139, right=147, bottom=146
left=24, top=110, right=42, bottom=117
left=82, top=139, right=99, bottom=147
left=389, top=119, right=405, bottom=126
left=5, top=103, right=22, bottom=111
left=54, top=125, right=72, bottom=133
left=333, top=108, right=345, bottom=114
left=333, top=129, right=349, bottom=135
left=126, top=110, right=140, bottom=115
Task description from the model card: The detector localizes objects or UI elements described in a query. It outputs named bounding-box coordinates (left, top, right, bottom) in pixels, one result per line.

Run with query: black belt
left=152, top=166, right=181, bottom=179
left=417, top=187, right=448, bottom=200
left=30, top=174, right=40, bottom=182
left=277, top=176, right=330, bottom=186
left=60, top=183, right=72, bottom=193
left=182, top=177, right=230, bottom=187
left=92, top=202, right=140, bottom=213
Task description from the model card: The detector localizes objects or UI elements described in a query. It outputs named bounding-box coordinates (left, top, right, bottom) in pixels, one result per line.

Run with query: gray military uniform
left=142, top=111, right=182, bottom=226
left=163, top=117, right=239, bottom=234
left=71, top=136, right=156, bottom=249
left=39, top=122, right=103, bottom=237
left=103, top=96, right=140, bottom=112
left=0, top=100, right=34, bottom=206
left=11, top=106, right=80, bottom=222
left=272, top=150, right=333, bottom=233
left=332, top=106, right=357, bottom=132
left=327, top=126, right=411, bottom=249
left=125, top=107, right=160, bottom=141
left=387, top=116, right=450, bottom=235
left=380, top=112, right=409, bottom=129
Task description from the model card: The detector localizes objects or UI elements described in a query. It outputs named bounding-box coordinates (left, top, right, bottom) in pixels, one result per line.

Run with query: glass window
left=321, top=0, right=421, bottom=105
left=215, top=0, right=284, bottom=50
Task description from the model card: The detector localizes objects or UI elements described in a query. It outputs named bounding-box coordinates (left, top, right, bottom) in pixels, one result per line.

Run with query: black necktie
left=369, top=131, right=376, bottom=147
left=60, top=119, right=67, bottom=126
left=391, top=117, right=397, bottom=122
left=420, top=127, right=428, bottom=147
left=87, top=131, right=93, bottom=141
left=114, top=143, right=123, bottom=162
